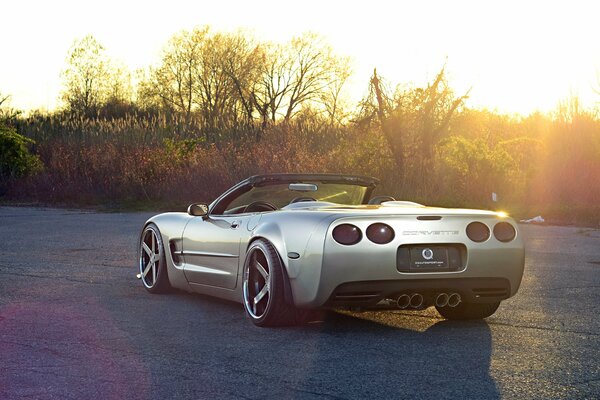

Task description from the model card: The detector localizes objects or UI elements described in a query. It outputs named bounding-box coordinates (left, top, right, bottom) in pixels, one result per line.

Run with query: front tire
left=242, top=239, right=308, bottom=327
left=436, top=301, right=500, bottom=320
left=139, top=223, right=171, bottom=293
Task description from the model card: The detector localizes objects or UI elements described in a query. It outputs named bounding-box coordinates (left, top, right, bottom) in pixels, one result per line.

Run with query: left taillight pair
left=333, top=223, right=395, bottom=246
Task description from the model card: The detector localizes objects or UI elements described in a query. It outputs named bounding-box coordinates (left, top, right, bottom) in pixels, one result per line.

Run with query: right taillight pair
left=467, top=221, right=516, bottom=243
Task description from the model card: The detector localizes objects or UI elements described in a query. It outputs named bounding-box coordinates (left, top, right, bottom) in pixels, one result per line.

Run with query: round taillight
left=466, top=222, right=490, bottom=243
left=366, top=223, right=395, bottom=244
left=332, top=224, right=362, bottom=245
left=493, top=222, right=516, bottom=242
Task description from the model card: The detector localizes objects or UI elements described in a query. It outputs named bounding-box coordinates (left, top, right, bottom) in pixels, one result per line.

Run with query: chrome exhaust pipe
left=397, top=294, right=411, bottom=309
left=448, top=293, right=461, bottom=307
left=435, top=293, right=449, bottom=307
left=409, top=293, right=424, bottom=308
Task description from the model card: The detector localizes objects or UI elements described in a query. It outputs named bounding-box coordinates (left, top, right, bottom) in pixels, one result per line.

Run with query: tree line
left=61, top=30, right=350, bottom=136
left=1, top=26, right=599, bottom=226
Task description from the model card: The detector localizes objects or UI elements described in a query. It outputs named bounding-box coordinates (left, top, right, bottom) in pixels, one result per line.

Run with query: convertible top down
left=138, top=174, right=525, bottom=326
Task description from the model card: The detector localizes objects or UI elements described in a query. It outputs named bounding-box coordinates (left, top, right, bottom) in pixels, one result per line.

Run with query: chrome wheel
left=139, top=226, right=162, bottom=289
left=243, top=246, right=271, bottom=319
left=242, top=239, right=309, bottom=327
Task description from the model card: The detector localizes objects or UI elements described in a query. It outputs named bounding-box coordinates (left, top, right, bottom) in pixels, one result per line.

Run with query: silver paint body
left=144, top=199, right=525, bottom=308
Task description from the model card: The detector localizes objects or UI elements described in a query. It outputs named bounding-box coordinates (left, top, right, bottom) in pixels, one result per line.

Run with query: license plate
left=397, top=244, right=463, bottom=273
left=410, top=246, right=449, bottom=269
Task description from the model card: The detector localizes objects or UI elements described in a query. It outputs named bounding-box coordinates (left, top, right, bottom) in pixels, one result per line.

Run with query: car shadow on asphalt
left=301, top=311, right=501, bottom=399
left=160, top=290, right=501, bottom=399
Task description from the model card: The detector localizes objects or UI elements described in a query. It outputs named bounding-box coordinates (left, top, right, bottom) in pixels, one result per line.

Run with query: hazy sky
left=1, top=0, right=599, bottom=114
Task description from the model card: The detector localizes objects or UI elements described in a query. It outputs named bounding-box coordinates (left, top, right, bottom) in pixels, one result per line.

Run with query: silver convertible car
left=138, top=174, right=525, bottom=326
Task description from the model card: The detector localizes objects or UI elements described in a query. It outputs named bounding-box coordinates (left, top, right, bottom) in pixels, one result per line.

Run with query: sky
left=1, top=0, right=599, bottom=115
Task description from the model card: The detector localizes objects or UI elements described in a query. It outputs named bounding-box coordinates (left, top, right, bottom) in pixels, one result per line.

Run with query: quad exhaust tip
left=409, top=293, right=424, bottom=308
left=397, top=293, right=424, bottom=309
left=397, top=294, right=411, bottom=309
left=436, top=292, right=462, bottom=307
left=397, top=292, right=461, bottom=310
left=435, top=293, right=449, bottom=307
left=448, top=293, right=461, bottom=307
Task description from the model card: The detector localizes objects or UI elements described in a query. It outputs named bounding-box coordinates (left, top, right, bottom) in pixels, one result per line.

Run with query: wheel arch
left=246, top=214, right=337, bottom=308
left=140, top=213, right=193, bottom=291
left=246, top=226, right=295, bottom=306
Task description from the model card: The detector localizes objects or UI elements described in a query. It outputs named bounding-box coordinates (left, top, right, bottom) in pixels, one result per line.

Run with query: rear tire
left=436, top=301, right=500, bottom=320
left=242, top=239, right=309, bottom=327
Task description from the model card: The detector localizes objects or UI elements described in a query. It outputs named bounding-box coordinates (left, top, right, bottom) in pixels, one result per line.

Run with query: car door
left=181, top=215, right=244, bottom=289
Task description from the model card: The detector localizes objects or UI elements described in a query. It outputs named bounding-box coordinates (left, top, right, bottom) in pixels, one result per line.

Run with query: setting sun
left=1, top=0, right=599, bottom=114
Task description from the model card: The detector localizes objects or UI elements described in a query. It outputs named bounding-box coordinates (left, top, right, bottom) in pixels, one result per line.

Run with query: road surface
left=0, top=207, right=599, bottom=399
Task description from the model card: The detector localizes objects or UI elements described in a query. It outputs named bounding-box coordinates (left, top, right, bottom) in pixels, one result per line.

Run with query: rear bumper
left=291, top=245, right=524, bottom=308
left=328, top=277, right=511, bottom=308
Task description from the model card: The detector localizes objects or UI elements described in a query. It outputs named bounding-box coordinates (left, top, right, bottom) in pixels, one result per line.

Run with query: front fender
left=144, top=212, right=193, bottom=291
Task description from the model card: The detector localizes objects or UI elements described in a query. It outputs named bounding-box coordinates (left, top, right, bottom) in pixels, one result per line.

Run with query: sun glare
left=1, top=0, right=599, bottom=114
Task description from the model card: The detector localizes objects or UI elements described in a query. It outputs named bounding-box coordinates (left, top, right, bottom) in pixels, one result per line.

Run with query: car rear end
left=292, top=211, right=525, bottom=310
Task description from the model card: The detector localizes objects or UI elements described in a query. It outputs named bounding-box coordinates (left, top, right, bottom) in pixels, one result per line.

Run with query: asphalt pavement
left=0, top=206, right=599, bottom=399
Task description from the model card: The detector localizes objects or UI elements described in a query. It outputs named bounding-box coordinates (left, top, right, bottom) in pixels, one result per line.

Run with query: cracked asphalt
left=0, top=206, right=599, bottom=399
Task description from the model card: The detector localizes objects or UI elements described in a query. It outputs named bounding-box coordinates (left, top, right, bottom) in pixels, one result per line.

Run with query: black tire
left=436, top=301, right=500, bottom=320
left=242, top=239, right=309, bottom=327
left=138, top=223, right=171, bottom=294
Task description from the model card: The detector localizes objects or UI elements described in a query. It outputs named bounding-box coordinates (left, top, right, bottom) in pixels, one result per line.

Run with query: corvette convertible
left=138, top=174, right=525, bottom=326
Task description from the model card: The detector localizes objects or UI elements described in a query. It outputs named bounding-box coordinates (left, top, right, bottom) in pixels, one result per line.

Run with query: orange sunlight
left=1, top=0, right=599, bottom=114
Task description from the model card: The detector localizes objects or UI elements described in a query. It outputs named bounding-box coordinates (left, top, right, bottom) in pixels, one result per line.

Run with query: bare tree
left=61, top=35, right=111, bottom=116
left=369, top=69, right=403, bottom=171
left=411, top=67, right=469, bottom=166
left=283, top=33, right=337, bottom=121
left=141, top=27, right=264, bottom=133
left=361, top=67, right=468, bottom=188
left=107, top=61, right=134, bottom=103
left=320, top=55, right=352, bottom=126
left=150, top=28, right=206, bottom=123
left=251, top=43, right=294, bottom=126
left=251, top=33, right=347, bottom=125
left=140, top=29, right=347, bottom=134
left=193, top=32, right=250, bottom=131
left=220, top=32, right=263, bottom=126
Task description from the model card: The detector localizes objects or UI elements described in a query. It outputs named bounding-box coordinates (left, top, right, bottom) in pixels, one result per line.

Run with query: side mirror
left=187, top=203, right=209, bottom=217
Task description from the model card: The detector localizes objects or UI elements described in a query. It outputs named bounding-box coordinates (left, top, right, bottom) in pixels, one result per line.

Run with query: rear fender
left=247, top=223, right=296, bottom=305
left=249, top=215, right=334, bottom=308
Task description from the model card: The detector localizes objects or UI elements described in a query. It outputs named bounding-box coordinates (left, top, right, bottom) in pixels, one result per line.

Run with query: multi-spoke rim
left=139, top=227, right=161, bottom=289
left=243, top=246, right=271, bottom=319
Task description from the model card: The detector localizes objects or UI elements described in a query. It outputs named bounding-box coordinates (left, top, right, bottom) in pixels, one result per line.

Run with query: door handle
left=231, top=221, right=241, bottom=229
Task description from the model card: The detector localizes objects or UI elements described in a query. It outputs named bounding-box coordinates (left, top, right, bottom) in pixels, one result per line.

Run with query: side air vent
left=169, top=240, right=183, bottom=266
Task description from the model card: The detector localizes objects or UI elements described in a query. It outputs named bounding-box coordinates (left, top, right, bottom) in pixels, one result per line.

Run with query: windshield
left=221, top=182, right=368, bottom=214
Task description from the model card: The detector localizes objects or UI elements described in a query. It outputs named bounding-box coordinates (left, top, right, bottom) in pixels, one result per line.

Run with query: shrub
left=0, top=124, right=43, bottom=194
